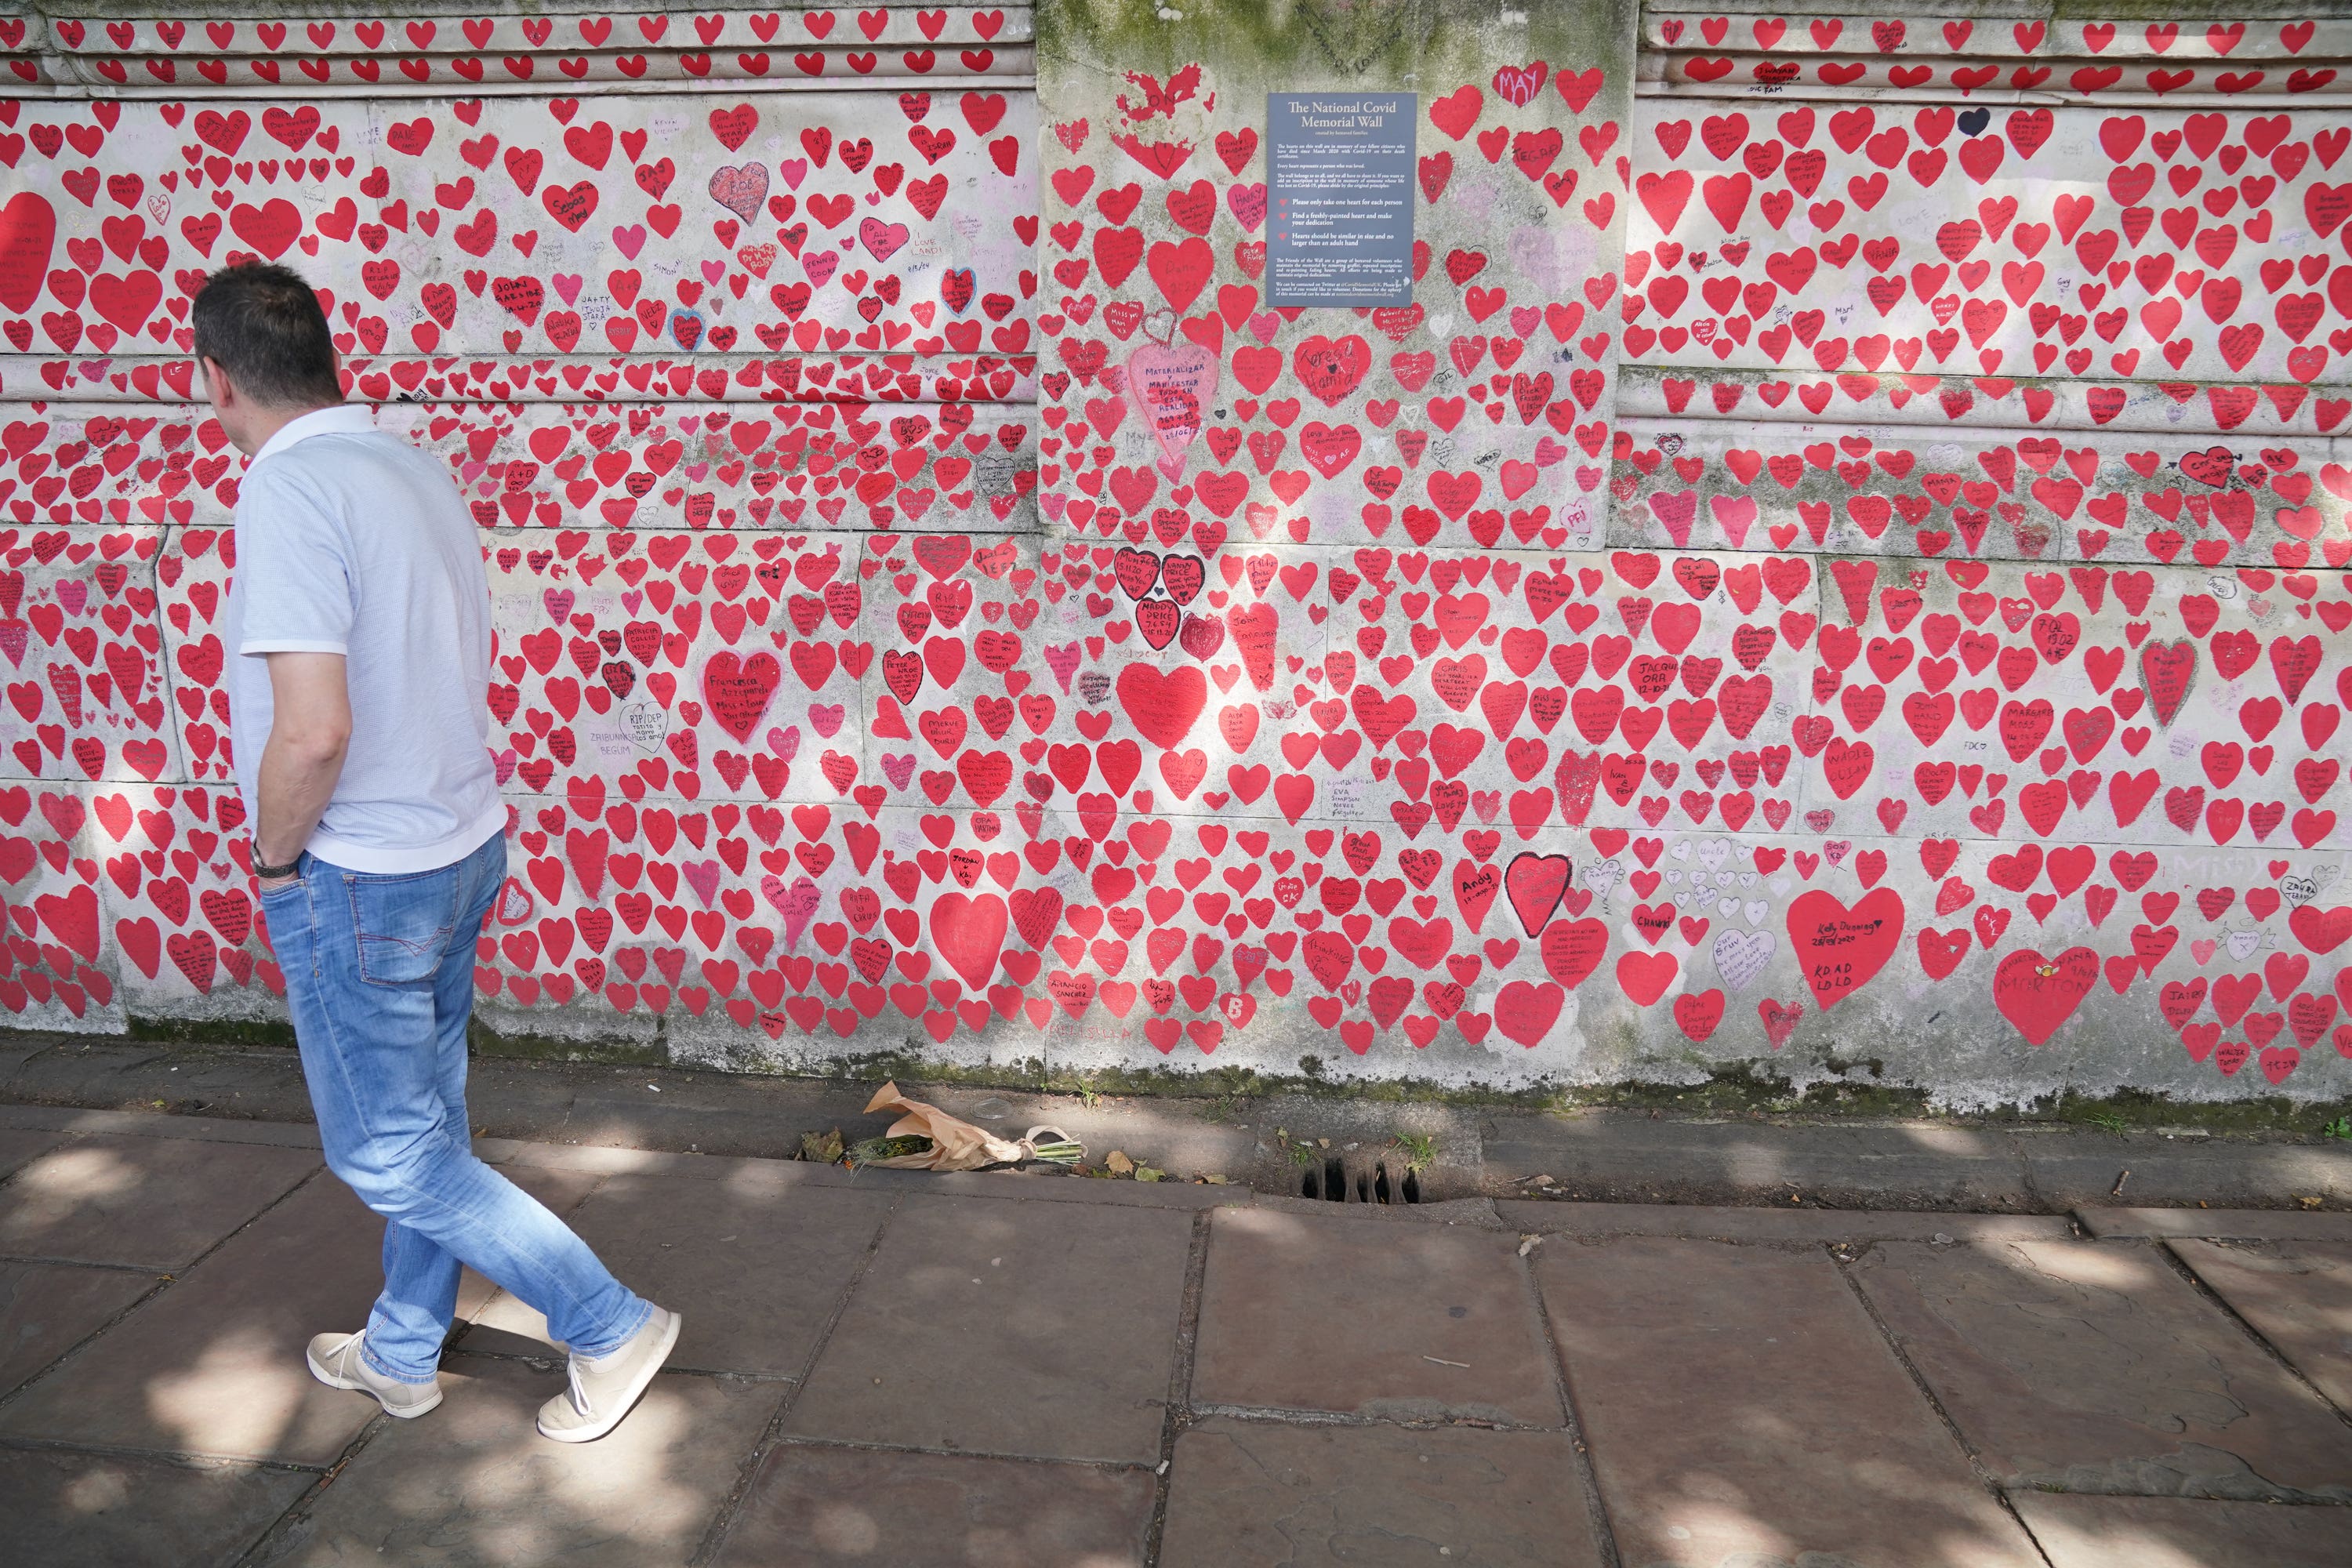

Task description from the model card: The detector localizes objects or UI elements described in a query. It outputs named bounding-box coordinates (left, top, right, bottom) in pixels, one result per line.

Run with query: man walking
left=198, top=261, right=678, bottom=1442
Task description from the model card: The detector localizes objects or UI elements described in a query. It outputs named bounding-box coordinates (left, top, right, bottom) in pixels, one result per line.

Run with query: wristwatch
left=252, top=848, right=303, bottom=880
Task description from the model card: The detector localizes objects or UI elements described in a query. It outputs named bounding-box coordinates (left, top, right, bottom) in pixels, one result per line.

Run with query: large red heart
left=1617, top=949, right=1679, bottom=1007
left=1495, top=979, right=1561, bottom=1045
left=1291, top=335, right=1370, bottom=406
left=1114, top=662, right=1205, bottom=749
left=702, top=652, right=781, bottom=742
left=929, top=891, right=1007, bottom=991
left=0, top=191, right=56, bottom=314
left=1993, top=947, right=2100, bottom=1047
left=1785, top=888, right=1905, bottom=1009
left=1504, top=852, right=1570, bottom=936
left=2290, top=904, right=2351, bottom=956
left=228, top=198, right=302, bottom=260
left=1145, top=235, right=1213, bottom=313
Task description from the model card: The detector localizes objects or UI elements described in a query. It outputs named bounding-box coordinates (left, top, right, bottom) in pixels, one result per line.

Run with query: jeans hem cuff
left=571, top=1298, right=655, bottom=1363
left=360, top=1341, right=441, bottom=1386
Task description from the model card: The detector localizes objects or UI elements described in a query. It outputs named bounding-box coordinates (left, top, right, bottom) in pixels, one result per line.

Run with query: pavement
left=8, top=1033, right=2352, bottom=1213
left=0, top=1097, right=2350, bottom=1566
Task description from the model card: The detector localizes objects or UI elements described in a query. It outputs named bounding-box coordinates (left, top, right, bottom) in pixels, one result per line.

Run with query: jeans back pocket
left=347, top=870, right=459, bottom=988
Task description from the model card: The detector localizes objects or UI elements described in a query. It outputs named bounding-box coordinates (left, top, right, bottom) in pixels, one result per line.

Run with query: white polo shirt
left=223, top=405, right=505, bottom=874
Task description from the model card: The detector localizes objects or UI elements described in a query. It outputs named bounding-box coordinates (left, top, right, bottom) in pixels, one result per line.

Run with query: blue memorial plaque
left=1266, top=92, right=1417, bottom=307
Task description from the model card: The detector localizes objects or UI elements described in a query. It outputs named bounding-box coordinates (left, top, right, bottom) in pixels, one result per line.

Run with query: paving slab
left=1158, top=1417, right=1602, bottom=1568
left=2023, top=1142, right=2352, bottom=1211
left=2078, top=1207, right=2352, bottom=1243
left=0, top=1259, right=159, bottom=1396
left=561, top=1085, right=878, bottom=1162
left=711, top=1443, right=1154, bottom=1568
left=1486, top=1112, right=2031, bottom=1208
left=0, top=1446, right=310, bottom=1568
left=1192, top=1207, right=1562, bottom=1426
left=1853, top=1239, right=2352, bottom=1501
left=0, top=1165, right=597, bottom=1466
left=0, top=1123, right=69, bottom=1180
left=880, top=1167, right=1242, bottom=1210
left=0, top=1134, right=321, bottom=1269
left=0, top=1103, right=81, bottom=1131
left=2009, top=1490, right=2352, bottom=1567
left=463, top=1174, right=894, bottom=1375
left=32, top=1108, right=325, bottom=1151
left=1497, top=1200, right=2072, bottom=1243
left=482, top=1140, right=770, bottom=1179
left=784, top=1192, right=1190, bottom=1464
left=2164, top=1240, right=2352, bottom=1414
left=256, top=1359, right=779, bottom=1567
left=1, top=1044, right=314, bottom=1123
left=788, top=1162, right=1240, bottom=1210
left=0, top=1039, right=51, bottom=1080
left=488, top=1139, right=1242, bottom=1208
left=1534, top=1236, right=2043, bottom=1568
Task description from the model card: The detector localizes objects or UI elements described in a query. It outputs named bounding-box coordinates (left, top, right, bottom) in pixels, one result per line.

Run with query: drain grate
left=1300, top=1153, right=1421, bottom=1204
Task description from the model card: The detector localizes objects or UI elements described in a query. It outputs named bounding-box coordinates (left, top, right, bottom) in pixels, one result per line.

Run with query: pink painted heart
left=1126, top=341, right=1218, bottom=477
left=858, top=216, right=910, bottom=262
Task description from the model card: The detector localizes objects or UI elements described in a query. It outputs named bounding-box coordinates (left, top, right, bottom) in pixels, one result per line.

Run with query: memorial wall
left=1, top=1, right=2348, bottom=1108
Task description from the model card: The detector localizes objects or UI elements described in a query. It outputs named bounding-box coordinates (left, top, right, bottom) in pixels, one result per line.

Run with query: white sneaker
left=535, top=1305, right=682, bottom=1443
left=307, top=1332, right=443, bottom=1418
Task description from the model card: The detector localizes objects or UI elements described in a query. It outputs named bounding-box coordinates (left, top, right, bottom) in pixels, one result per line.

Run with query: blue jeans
left=262, top=830, right=649, bottom=1384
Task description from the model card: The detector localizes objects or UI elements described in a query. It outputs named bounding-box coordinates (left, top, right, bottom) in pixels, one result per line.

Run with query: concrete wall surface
left=0, top=0, right=2347, bottom=1108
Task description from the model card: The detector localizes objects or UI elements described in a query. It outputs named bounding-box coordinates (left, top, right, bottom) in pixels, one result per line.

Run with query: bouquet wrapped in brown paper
left=847, top=1082, right=1083, bottom=1171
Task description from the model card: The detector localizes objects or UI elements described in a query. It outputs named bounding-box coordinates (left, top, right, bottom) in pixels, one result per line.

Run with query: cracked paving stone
left=2163, top=1239, right=2352, bottom=1414
left=0, top=1125, right=71, bottom=1183
left=1853, top=1239, right=2352, bottom=1501
left=2011, top=1490, right=2352, bottom=1566
left=0, top=1260, right=158, bottom=1397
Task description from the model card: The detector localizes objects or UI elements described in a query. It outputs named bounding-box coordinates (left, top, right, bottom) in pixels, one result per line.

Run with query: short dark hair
left=191, top=262, right=342, bottom=408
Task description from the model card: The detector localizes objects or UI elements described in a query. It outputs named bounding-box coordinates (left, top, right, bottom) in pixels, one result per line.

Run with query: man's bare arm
left=254, top=652, right=351, bottom=881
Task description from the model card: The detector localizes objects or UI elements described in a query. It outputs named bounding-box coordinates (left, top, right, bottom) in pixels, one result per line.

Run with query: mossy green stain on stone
left=129, top=1011, right=299, bottom=1051
left=468, top=1018, right=667, bottom=1066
